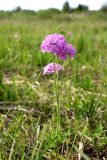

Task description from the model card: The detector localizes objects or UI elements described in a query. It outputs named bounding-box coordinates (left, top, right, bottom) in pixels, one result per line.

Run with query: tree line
left=0, top=1, right=107, bottom=19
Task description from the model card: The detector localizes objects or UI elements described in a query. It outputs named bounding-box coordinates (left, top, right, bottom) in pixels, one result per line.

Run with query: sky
left=0, top=0, right=107, bottom=11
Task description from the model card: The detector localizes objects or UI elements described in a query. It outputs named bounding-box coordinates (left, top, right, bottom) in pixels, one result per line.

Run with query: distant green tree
left=77, top=4, right=88, bottom=11
left=101, top=4, right=107, bottom=11
left=13, top=6, right=22, bottom=12
left=36, top=8, right=60, bottom=19
left=62, top=1, right=71, bottom=13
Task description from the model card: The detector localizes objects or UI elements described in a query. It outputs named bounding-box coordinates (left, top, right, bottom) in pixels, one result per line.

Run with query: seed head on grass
left=43, top=63, right=64, bottom=75
left=41, top=33, right=76, bottom=60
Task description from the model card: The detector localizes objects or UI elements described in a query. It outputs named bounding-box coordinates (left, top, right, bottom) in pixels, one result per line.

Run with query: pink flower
left=41, top=33, right=76, bottom=60
left=68, top=32, right=72, bottom=36
left=43, top=63, right=64, bottom=75
left=67, top=43, right=76, bottom=58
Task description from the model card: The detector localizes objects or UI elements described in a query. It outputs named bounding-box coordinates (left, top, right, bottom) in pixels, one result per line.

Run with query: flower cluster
left=41, top=33, right=76, bottom=75
left=43, top=63, right=64, bottom=75
left=41, top=33, right=76, bottom=61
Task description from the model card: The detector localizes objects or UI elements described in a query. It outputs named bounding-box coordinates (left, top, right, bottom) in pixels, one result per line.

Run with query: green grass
left=0, top=12, right=107, bottom=159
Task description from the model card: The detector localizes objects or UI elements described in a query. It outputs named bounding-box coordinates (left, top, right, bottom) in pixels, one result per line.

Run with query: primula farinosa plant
left=41, top=33, right=76, bottom=131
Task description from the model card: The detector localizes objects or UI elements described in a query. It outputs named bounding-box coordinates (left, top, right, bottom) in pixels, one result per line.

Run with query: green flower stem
left=53, top=56, right=61, bottom=133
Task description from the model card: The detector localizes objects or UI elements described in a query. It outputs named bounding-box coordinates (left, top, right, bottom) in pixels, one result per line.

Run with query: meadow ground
left=0, top=11, right=107, bottom=159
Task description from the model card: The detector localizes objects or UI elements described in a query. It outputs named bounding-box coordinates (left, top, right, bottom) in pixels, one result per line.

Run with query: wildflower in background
left=68, top=32, right=72, bottom=36
left=43, top=63, right=64, bottom=75
left=41, top=33, right=76, bottom=60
